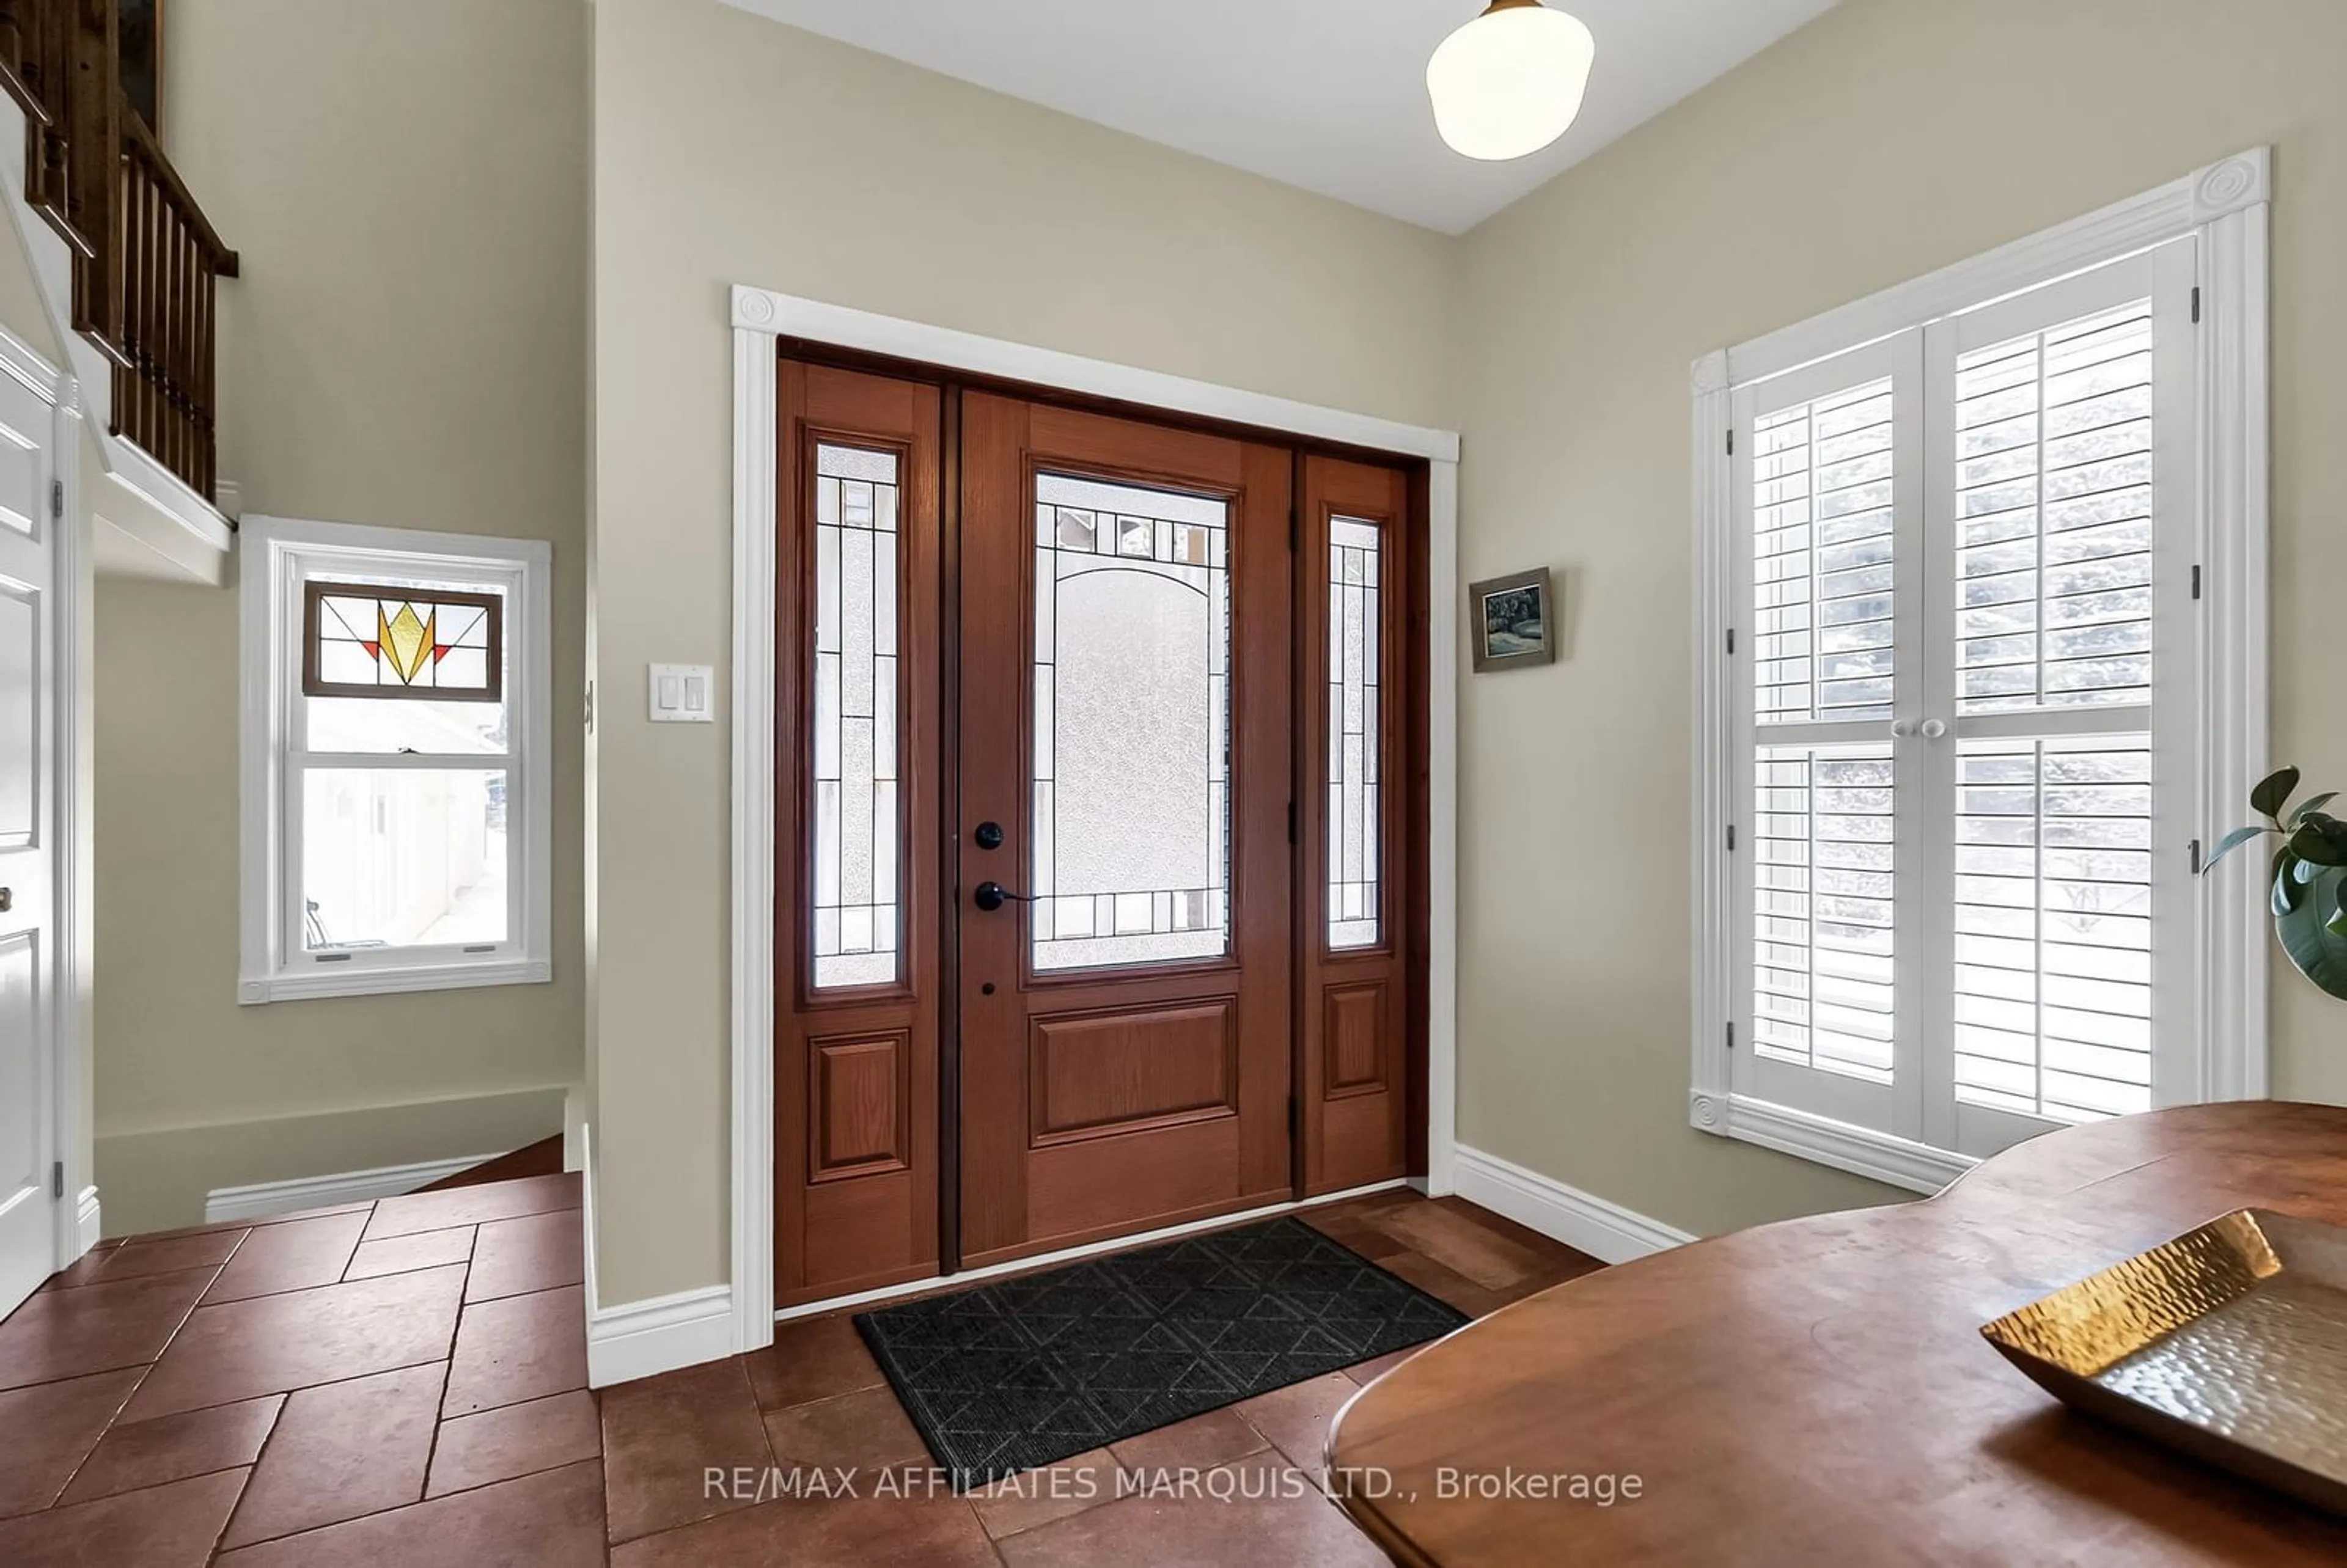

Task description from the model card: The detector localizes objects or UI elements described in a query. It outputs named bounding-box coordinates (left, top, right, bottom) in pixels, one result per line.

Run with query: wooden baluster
left=131, top=156, right=144, bottom=449
left=114, top=140, right=131, bottom=436
left=128, top=150, right=142, bottom=441
left=172, top=193, right=185, bottom=480
left=31, top=4, right=71, bottom=233
left=197, top=227, right=215, bottom=499
left=175, top=194, right=189, bottom=482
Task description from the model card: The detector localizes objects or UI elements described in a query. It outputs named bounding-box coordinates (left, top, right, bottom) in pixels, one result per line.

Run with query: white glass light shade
left=1427, top=1, right=1596, bottom=163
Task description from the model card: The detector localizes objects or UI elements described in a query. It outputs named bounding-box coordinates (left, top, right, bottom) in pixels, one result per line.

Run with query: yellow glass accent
left=379, top=601, right=435, bottom=685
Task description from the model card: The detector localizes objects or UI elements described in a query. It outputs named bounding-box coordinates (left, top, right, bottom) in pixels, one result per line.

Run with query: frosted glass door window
left=811, top=443, right=902, bottom=989
left=1031, top=472, right=1231, bottom=972
left=1328, top=518, right=1381, bottom=949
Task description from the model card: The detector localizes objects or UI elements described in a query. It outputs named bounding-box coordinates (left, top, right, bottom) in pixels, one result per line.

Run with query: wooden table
left=1326, top=1102, right=2347, bottom=1565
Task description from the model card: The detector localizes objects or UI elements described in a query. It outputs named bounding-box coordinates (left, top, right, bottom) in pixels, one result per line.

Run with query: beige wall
left=92, top=0, right=590, bottom=1233
left=1453, top=0, right=2347, bottom=1236
left=587, top=0, right=1460, bottom=1303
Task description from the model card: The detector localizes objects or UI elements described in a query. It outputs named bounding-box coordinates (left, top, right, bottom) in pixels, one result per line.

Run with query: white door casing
left=0, top=335, right=63, bottom=1317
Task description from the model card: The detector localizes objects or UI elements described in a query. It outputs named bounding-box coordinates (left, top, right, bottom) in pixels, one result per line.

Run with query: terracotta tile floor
left=0, top=1172, right=597, bottom=1566
left=0, top=1181, right=1599, bottom=1564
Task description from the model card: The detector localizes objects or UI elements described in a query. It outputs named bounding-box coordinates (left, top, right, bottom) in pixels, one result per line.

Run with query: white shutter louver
left=1954, top=304, right=2155, bottom=715
left=1724, top=241, right=2195, bottom=1163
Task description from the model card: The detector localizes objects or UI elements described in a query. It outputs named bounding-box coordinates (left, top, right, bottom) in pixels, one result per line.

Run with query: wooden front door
left=955, top=394, right=1295, bottom=1269
left=773, top=357, right=1418, bottom=1307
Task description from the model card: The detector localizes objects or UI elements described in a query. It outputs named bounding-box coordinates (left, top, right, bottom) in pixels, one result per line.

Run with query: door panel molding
left=807, top=1032, right=911, bottom=1183
left=729, top=288, right=1460, bottom=1358
left=1323, top=982, right=1389, bottom=1100
left=1028, top=1000, right=1237, bottom=1148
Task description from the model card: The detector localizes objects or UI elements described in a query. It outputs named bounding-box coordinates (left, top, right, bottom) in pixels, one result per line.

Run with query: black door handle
left=972, top=881, right=1034, bottom=912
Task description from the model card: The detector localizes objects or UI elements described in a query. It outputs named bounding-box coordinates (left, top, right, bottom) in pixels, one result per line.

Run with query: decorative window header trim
left=1705, top=148, right=2271, bottom=395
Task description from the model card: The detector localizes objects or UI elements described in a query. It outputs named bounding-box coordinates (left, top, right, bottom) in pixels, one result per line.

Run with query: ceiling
left=722, top=0, right=1838, bottom=234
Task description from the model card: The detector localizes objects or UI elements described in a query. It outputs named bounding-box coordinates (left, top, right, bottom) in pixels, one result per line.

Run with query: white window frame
left=1690, top=148, right=2271, bottom=1192
left=238, top=515, right=554, bottom=1003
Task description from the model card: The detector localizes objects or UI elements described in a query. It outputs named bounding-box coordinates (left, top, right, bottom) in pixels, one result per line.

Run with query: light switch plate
left=648, top=663, right=714, bottom=723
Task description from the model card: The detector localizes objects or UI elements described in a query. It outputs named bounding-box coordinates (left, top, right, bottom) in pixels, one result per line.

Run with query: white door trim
left=727, top=283, right=1461, bottom=1355
left=50, top=359, right=87, bottom=1269
left=0, top=321, right=83, bottom=1289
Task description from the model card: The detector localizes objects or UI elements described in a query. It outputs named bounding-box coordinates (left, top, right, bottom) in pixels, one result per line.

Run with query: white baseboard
left=75, top=1187, right=100, bottom=1255
left=1453, top=1145, right=1698, bottom=1265
left=588, top=1284, right=735, bottom=1389
left=574, top=1121, right=725, bottom=1390
left=202, top=1152, right=497, bottom=1224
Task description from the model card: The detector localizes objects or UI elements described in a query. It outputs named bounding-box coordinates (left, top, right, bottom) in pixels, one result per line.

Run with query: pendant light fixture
left=1426, top=0, right=1597, bottom=163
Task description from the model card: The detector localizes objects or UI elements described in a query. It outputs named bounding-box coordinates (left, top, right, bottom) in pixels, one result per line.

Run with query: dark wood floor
left=415, top=1136, right=567, bottom=1193
left=0, top=1182, right=1600, bottom=1565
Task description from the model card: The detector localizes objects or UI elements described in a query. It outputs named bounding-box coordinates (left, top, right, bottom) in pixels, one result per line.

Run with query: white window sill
left=238, top=958, right=552, bottom=1005
left=1689, top=1091, right=1977, bottom=1196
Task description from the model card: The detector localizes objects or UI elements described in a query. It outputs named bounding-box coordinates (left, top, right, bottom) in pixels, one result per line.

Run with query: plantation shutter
left=1729, top=240, right=2201, bottom=1160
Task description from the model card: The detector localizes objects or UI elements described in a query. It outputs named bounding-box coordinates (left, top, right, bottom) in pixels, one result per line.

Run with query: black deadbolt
left=974, top=820, right=1004, bottom=851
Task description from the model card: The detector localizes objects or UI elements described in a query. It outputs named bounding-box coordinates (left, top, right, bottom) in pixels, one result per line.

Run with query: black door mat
left=852, top=1214, right=1468, bottom=1487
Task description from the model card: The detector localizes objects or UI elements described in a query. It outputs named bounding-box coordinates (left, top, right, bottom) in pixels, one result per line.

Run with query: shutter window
left=1728, top=242, right=2196, bottom=1161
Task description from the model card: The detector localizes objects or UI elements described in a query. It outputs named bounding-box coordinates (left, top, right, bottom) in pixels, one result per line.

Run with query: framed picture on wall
left=1470, top=567, right=1558, bottom=673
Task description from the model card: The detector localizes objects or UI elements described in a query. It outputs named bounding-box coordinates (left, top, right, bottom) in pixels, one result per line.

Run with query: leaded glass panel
left=303, top=582, right=502, bottom=701
left=1030, top=472, right=1230, bottom=972
left=1329, top=516, right=1381, bottom=949
left=812, top=442, right=902, bottom=989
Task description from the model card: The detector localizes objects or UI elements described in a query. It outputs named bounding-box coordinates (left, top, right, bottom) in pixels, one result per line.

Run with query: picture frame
left=1470, top=566, right=1558, bottom=673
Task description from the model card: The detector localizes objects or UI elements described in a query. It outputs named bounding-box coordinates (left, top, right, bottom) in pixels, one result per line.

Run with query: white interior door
left=0, top=361, right=59, bottom=1317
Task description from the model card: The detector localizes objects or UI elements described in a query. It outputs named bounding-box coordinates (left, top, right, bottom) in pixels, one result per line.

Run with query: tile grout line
left=0, top=1184, right=602, bottom=1564
left=416, top=1359, right=458, bottom=1509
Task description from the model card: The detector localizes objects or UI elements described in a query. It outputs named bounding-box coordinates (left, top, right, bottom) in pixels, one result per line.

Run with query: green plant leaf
left=2293, top=792, right=2341, bottom=825
left=2279, top=864, right=2347, bottom=998
left=2292, top=821, right=2347, bottom=867
left=2275, top=851, right=2305, bottom=915
left=2203, top=824, right=2274, bottom=871
left=2252, top=766, right=2302, bottom=822
left=2330, top=877, right=2347, bottom=939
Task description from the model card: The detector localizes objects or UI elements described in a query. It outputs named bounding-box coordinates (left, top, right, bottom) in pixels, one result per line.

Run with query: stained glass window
left=303, top=583, right=502, bottom=701
left=1329, top=516, right=1381, bottom=949
left=812, top=443, right=902, bottom=990
left=1032, top=472, right=1230, bottom=972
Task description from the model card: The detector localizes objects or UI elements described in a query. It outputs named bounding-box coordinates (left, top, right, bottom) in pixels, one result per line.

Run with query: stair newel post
left=64, top=0, right=118, bottom=354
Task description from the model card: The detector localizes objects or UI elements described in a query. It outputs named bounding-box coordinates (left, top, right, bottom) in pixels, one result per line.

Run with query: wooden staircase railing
left=0, top=0, right=236, bottom=505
